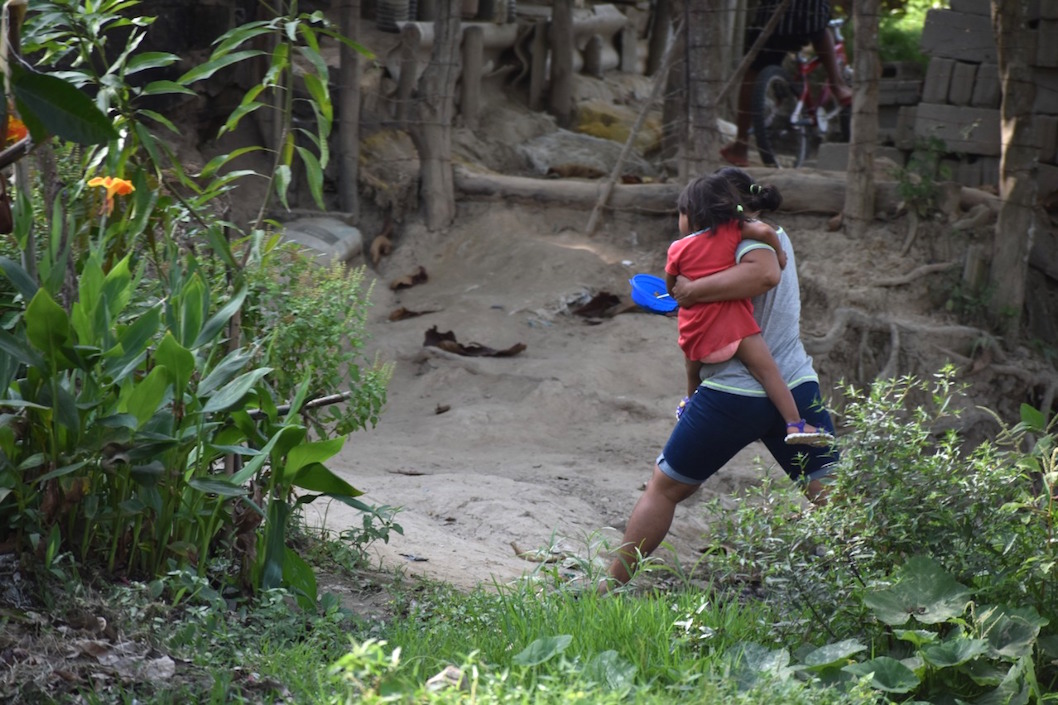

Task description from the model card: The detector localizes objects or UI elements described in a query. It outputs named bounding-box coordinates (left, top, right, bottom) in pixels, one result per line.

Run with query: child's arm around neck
left=740, top=218, right=786, bottom=269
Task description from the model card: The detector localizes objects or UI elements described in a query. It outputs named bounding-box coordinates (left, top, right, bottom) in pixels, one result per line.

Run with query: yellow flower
left=87, top=176, right=135, bottom=214
left=5, top=116, right=27, bottom=144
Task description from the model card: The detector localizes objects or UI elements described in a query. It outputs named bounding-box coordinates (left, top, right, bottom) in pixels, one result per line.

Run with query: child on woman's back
left=667, top=173, right=832, bottom=446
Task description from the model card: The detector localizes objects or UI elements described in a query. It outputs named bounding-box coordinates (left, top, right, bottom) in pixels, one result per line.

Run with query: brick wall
left=916, top=0, right=1058, bottom=194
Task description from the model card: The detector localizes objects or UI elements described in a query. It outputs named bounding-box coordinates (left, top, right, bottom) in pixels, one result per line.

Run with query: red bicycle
left=751, top=19, right=852, bottom=168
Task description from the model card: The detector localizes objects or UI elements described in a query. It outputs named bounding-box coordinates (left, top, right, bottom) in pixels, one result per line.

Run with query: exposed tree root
left=805, top=307, right=998, bottom=359
left=873, top=261, right=958, bottom=287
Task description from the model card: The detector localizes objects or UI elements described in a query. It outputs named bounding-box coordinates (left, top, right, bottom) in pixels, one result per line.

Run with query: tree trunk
left=548, top=0, right=574, bottom=127
left=339, top=0, right=361, bottom=217
left=660, top=6, right=685, bottom=161
left=844, top=0, right=880, bottom=235
left=987, top=0, right=1038, bottom=339
left=411, top=0, right=462, bottom=230
left=683, top=1, right=726, bottom=176
left=646, top=0, right=673, bottom=76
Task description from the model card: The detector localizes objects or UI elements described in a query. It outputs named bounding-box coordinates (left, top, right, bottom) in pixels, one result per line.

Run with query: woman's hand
left=671, top=275, right=697, bottom=307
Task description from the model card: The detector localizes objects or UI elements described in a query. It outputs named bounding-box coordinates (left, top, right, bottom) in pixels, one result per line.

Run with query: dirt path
left=305, top=201, right=797, bottom=591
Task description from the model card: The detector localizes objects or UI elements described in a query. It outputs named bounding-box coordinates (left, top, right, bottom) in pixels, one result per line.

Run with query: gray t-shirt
left=697, top=226, right=819, bottom=396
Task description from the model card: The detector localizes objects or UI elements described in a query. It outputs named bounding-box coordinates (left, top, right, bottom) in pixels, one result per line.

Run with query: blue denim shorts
left=657, top=381, right=839, bottom=485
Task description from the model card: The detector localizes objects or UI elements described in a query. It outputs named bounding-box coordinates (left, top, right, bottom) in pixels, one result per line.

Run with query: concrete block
left=879, top=79, right=923, bottom=106
left=814, top=143, right=906, bottom=172
left=878, top=104, right=901, bottom=144
left=1039, top=162, right=1058, bottom=200
left=952, top=0, right=1047, bottom=21
left=1030, top=226, right=1058, bottom=284
left=921, top=9, right=996, bottom=63
left=1038, top=20, right=1058, bottom=67
left=881, top=61, right=925, bottom=80
left=922, top=58, right=955, bottom=103
left=1034, top=67, right=1058, bottom=114
left=896, top=106, right=918, bottom=150
left=971, top=63, right=1001, bottom=108
left=949, top=0, right=990, bottom=14
left=914, top=102, right=1001, bottom=156
left=956, top=158, right=984, bottom=187
left=979, top=156, right=1000, bottom=187
left=1039, top=115, right=1058, bottom=164
left=949, top=62, right=978, bottom=106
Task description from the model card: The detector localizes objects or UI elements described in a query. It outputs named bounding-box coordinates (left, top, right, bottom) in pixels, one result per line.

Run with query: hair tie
left=750, top=184, right=761, bottom=194
left=736, top=204, right=744, bottom=213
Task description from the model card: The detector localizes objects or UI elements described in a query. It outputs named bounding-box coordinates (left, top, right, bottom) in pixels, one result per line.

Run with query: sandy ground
left=301, top=201, right=849, bottom=592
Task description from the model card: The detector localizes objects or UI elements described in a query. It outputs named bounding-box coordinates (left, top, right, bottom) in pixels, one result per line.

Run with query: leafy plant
left=696, top=369, right=1058, bottom=645
left=721, top=556, right=1057, bottom=702
left=1, top=0, right=388, bottom=609
left=895, top=135, right=951, bottom=218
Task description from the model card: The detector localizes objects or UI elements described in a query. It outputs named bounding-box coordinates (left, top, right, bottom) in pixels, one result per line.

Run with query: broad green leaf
left=297, top=42, right=328, bottom=81
left=974, top=658, right=1032, bottom=705
left=53, top=384, right=79, bottom=433
left=210, top=20, right=274, bottom=58
left=201, top=368, right=271, bottom=414
left=231, top=425, right=304, bottom=485
left=863, top=556, right=971, bottom=626
left=197, top=347, right=255, bottom=397
left=583, top=651, right=636, bottom=691
left=71, top=257, right=105, bottom=343
left=512, top=635, right=572, bottom=667
left=894, top=629, right=939, bottom=647
left=123, top=51, right=179, bottom=75
left=178, top=50, right=264, bottom=84
left=101, top=254, right=134, bottom=321
left=842, top=657, right=920, bottom=693
left=978, top=605, right=1048, bottom=659
left=0, top=328, right=46, bottom=369
left=801, top=640, right=867, bottom=670
left=199, top=146, right=263, bottom=180
left=193, top=287, right=247, bottom=349
left=285, top=437, right=344, bottom=476
left=35, top=460, right=89, bottom=484
left=920, top=636, right=989, bottom=668
left=726, top=642, right=795, bottom=689
left=1019, top=403, right=1046, bottom=432
left=219, top=101, right=265, bottom=137
left=261, top=500, right=289, bottom=590
left=155, top=333, right=194, bottom=400
left=274, top=164, right=292, bottom=210
left=0, top=256, right=38, bottom=300
left=178, top=274, right=207, bottom=348
left=295, top=145, right=325, bottom=209
left=282, top=546, right=317, bottom=611
left=11, top=66, right=119, bottom=145
left=138, top=108, right=180, bottom=134
left=123, top=366, right=169, bottom=428
left=292, top=463, right=363, bottom=498
left=188, top=477, right=248, bottom=497
left=26, top=289, right=72, bottom=365
left=139, top=79, right=196, bottom=97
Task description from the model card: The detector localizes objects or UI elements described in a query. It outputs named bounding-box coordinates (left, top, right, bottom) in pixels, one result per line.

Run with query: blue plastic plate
left=629, top=274, right=677, bottom=314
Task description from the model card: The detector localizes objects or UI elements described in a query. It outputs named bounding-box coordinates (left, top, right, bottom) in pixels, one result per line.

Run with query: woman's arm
left=670, top=247, right=781, bottom=307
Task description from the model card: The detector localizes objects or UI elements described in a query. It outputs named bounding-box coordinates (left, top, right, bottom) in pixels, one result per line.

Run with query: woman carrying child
left=604, top=167, right=840, bottom=591
left=666, top=172, right=831, bottom=446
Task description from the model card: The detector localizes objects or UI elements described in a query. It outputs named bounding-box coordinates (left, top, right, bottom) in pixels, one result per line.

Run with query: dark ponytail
left=714, top=166, right=783, bottom=214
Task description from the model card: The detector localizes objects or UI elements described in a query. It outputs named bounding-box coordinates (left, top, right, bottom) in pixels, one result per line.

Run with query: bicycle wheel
left=751, top=64, right=808, bottom=168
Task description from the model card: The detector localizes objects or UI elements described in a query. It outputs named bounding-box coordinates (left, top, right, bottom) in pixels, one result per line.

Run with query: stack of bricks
left=917, top=0, right=1058, bottom=194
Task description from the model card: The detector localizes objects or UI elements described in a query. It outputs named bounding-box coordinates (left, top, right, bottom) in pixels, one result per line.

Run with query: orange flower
left=5, top=117, right=27, bottom=144
left=87, top=176, right=135, bottom=215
